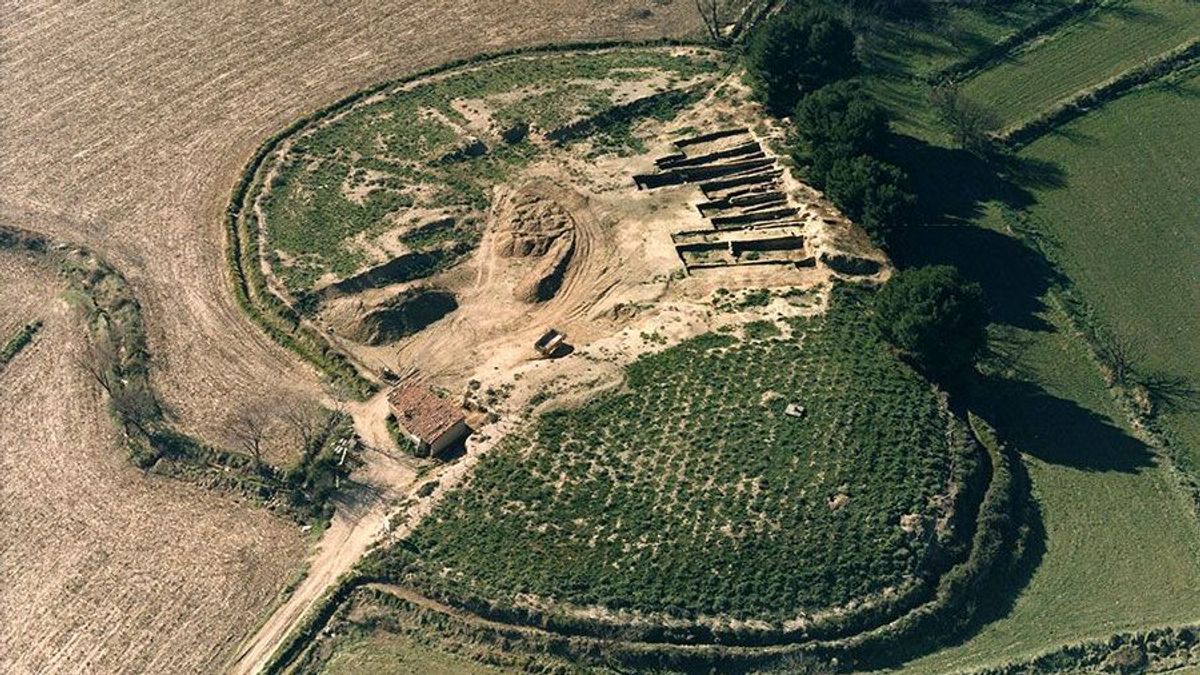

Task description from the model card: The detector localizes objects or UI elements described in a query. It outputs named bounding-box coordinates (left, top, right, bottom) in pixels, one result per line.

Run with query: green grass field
left=1017, top=72, right=1200, bottom=470
left=399, top=289, right=976, bottom=624
left=856, top=1, right=1076, bottom=140
left=896, top=306, right=1200, bottom=673
left=961, top=0, right=1200, bottom=125
left=320, top=633, right=496, bottom=675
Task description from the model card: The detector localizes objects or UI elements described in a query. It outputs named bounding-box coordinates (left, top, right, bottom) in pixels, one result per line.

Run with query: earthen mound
left=494, top=185, right=577, bottom=259
left=513, top=234, right=575, bottom=303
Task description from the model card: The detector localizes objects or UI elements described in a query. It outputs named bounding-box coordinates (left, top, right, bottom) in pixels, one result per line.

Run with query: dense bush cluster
left=875, top=265, right=989, bottom=377
left=745, top=6, right=857, bottom=114
left=744, top=8, right=913, bottom=245
left=397, top=289, right=974, bottom=627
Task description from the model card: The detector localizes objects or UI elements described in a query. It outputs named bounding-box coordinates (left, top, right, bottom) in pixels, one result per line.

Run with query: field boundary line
left=0, top=223, right=335, bottom=523
left=997, top=207, right=1200, bottom=517
left=965, top=621, right=1200, bottom=674
left=926, top=0, right=1106, bottom=85
left=999, top=36, right=1200, bottom=148
left=0, top=319, right=43, bottom=372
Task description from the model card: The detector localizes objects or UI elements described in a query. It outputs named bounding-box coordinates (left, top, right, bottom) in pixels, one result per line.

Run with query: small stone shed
left=387, top=383, right=469, bottom=458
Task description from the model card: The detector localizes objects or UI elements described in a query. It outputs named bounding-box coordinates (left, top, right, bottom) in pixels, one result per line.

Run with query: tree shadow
left=883, top=136, right=1069, bottom=332
left=969, top=374, right=1156, bottom=473
left=895, top=223, right=1062, bottom=331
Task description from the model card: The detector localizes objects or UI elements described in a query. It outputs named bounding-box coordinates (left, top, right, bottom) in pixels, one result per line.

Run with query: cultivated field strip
left=0, top=251, right=306, bottom=674
left=961, top=0, right=1200, bottom=125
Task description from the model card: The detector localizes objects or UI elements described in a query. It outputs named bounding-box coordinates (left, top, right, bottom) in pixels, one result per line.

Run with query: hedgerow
left=390, top=287, right=978, bottom=641
left=0, top=224, right=350, bottom=524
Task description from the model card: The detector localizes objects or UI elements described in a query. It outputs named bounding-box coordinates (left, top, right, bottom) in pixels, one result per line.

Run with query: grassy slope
left=320, top=633, right=497, bottom=675
left=1017, top=72, right=1200, bottom=470
left=405, top=292, right=969, bottom=621
left=860, top=5, right=1200, bottom=666
left=897, top=303, right=1200, bottom=673
left=961, top=0, right=1200, bottom=125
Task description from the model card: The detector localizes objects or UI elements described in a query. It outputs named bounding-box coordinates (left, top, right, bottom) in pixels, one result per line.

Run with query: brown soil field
left=0, top=250, right=307, bottom=674
left=0, top=0, right=704, bottom=465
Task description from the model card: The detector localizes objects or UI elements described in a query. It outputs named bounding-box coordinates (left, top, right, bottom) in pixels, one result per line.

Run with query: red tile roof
left=387, top=383, right=464, bottom=443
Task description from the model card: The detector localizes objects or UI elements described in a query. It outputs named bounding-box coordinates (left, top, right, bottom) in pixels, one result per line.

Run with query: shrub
left=746, top=7, right=858, bottom=115
left=875, top=265, right=988, bottom=377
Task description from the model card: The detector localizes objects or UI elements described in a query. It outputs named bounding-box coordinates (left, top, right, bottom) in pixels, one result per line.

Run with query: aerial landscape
left=1, top=1, right=1197, bottom=673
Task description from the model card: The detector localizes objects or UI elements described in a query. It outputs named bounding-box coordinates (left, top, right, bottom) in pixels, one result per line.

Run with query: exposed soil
left=0, top=251, right=307, bottom=674
left=0, top=0, right=705, bottom=466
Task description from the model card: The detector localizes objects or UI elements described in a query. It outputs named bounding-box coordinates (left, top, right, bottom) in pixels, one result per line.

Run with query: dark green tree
left=875, top=265, right=988, bottom=376
left=823, top=155, right=913, bottom=243
left=746, top=7, right=858, bottom=115
left=791, top=81, right=890, bottom=180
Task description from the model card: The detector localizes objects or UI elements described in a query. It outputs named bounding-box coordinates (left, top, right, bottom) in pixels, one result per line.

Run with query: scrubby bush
left=875, top=265, right=988, bottom=377
left=746, top=6, right=858, bottom=115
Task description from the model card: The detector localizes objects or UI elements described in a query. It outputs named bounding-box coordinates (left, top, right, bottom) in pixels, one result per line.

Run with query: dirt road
left=228, top=449, right=408, bottom=675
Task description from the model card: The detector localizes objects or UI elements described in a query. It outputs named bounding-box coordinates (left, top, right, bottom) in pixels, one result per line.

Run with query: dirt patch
left=494, top=181, right=582, bottom=303
left=343, top=287, right=459, bottom=345
left=0, top=0, right=704, bottom=469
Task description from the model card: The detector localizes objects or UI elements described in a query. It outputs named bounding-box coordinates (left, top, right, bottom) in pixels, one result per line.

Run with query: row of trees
left=744, top=4, right=990, bottom=379
left=746, top=5, right=914, bottom=245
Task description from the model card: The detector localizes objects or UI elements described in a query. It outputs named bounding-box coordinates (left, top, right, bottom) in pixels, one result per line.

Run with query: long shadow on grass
left=969, top=374, right=1155, bottom=473
left=885, top=137, right=1067, bottom=331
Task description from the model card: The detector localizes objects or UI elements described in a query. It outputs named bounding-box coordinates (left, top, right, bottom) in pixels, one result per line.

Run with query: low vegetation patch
left=386, top=288, right=980, bottom=639
left=0, top=224, right=349, bottom=524
left=0, top=319, right=42, bottom=369
left=260, top=48, right=721, bottom=296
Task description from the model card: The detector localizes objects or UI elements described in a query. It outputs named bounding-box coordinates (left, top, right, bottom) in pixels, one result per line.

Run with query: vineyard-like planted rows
left=261, top=49, right=720, bottom=293
left=400, top=289, right=975, bottom=622
left=961, top=0, right=1200, bottom=126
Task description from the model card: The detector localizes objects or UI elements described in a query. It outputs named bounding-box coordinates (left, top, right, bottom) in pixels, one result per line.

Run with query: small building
left=534, top=328, right=567, bottom=357
left=387, top=383, right=470, bottom=458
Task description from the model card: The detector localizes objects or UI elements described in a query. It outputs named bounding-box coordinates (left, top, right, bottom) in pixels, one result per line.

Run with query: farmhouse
left=387, top=383, right=469, bottom=458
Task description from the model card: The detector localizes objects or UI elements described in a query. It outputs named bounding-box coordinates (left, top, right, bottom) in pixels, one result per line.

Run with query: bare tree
left=73, top=331, right=119, bottom=396
left=111, top=382, right=160, bottom=438
left=280, top=397, right=326, bottom=453
left=1094, top=326, right=1141, bottom=387
left=930, top=83, right=1000, bottom=157
left=224, top=403, right=272, bottom=468
left=696, top=0, right=727, bottom=45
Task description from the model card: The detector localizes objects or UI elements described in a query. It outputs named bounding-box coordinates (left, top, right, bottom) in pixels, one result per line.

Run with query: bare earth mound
left=495, top=181, right=579, bottom=303
left=0, top=251, right=306, bottom=674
